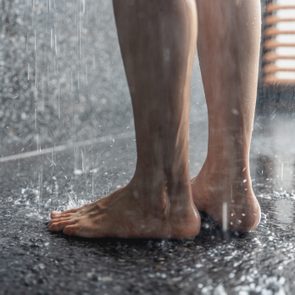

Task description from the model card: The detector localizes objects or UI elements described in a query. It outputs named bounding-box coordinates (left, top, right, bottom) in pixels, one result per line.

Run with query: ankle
left=130, top=169, right=193, bottom=217
left=132, top=164, right=192, bottom=193
left=203, top=155, right=251, bottom=179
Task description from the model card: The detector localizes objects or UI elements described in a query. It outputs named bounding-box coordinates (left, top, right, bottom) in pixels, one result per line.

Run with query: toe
left=49, top=216, right=73, bottom=224
left=50, top=208, right=79, bottom=219
left=59, top=213, right=77, bottom=219
left=61, top=208, right=80, bottom=215
left=63, top=224, right=81, bottom=236
left=48, top=219, right=77, bottom=232
left=51, top=211, right=61, bottom=218
left=50, top=213, right=75, bottom=221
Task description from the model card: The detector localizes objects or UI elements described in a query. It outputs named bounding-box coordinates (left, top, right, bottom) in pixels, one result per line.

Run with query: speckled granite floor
left=1, top=116, right=295, bottom=295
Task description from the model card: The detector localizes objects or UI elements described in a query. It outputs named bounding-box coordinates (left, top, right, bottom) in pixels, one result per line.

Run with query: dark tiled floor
left=1, top=115, right=295, bottom=295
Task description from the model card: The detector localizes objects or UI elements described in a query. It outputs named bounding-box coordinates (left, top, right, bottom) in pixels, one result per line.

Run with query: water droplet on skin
left=232, top=108, right=239, bottom=116
left=163, top=48, right=171, bottom=63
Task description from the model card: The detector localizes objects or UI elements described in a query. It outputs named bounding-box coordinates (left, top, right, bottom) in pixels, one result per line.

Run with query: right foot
left=49, top=180, right=201, bottom=239
left=191, top=161, right=261, bottom=233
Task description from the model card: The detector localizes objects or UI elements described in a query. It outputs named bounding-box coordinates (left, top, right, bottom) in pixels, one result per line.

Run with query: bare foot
left=191, top=161, right=261, bottom=232
left=49, top=182, right=200, bottom=239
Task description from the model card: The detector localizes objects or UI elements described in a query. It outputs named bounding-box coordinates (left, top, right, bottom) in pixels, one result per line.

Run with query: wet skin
left=49, top=0, right=261, bottom=238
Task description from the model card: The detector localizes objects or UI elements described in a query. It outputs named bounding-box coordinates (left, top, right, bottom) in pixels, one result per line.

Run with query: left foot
left=49, top=181, right=201, bottom=239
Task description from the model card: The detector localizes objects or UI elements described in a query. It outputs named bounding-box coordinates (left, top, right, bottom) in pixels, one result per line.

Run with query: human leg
left=49, top=0, right=200, bottom=238
left=192, top=0, right=261, bottom=232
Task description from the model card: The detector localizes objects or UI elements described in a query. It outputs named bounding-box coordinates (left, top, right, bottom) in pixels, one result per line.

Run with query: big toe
left=50, top=211, right=62, bottom=218
left=48, top=219, right=77, bottom=232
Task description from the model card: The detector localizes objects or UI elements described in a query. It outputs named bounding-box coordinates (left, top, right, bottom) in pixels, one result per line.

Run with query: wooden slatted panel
left=263, top=1, right=295, bottom=85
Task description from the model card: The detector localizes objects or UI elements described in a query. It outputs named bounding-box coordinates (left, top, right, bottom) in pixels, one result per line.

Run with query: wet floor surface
left=1, top=116, right=295, bottom=295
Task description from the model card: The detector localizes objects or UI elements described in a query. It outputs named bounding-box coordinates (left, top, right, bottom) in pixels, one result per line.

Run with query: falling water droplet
left=70, top=70, right=74, bottom=93
left=36, top=134, right=41, bottom=151
left=85, top=63, right=88, bottom=84
left=222, top=202, right=228, bottom=232
left=50, top=148, right=56, bottom=167
left=77, top=72, right=80, bottom=90
left=34, top=30, right=37, bottom=52
left=50, top=28, right=53, bottom=49
left=27, top=63, right=30, bottom=80
left=92, top=54, right=96, bottom=70
left=230, top=184, right=233, bottom=202
left=38, top=167, right=43, bottom=212
left=58, top=83, right=61, bottom=119
left=79, top=15, right=82, bottom=60
left=34, top=107, right=37, bottom=129
left=54, top=33, right=58, bottom=56
left=74, top=147, right=82, bottom=175
left=81, top=149, right=85, bottom=172
left=25, top=32, right=28, bottom=53
left=91, top=173, right=95, bottom=197
left=280, top=161, right=284, bottom=180
left=34, top=30, right=38, bottom=89
left=81, top=0, right=86, bottom=14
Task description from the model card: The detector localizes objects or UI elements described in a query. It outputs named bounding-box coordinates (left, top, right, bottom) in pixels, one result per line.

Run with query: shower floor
left=1, top=115, right=295, bottom=295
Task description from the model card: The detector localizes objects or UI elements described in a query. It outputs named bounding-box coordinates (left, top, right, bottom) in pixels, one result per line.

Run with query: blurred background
left=1, top=0, right=295, bottom=193
left=0, top=0, right=133, bottom=157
